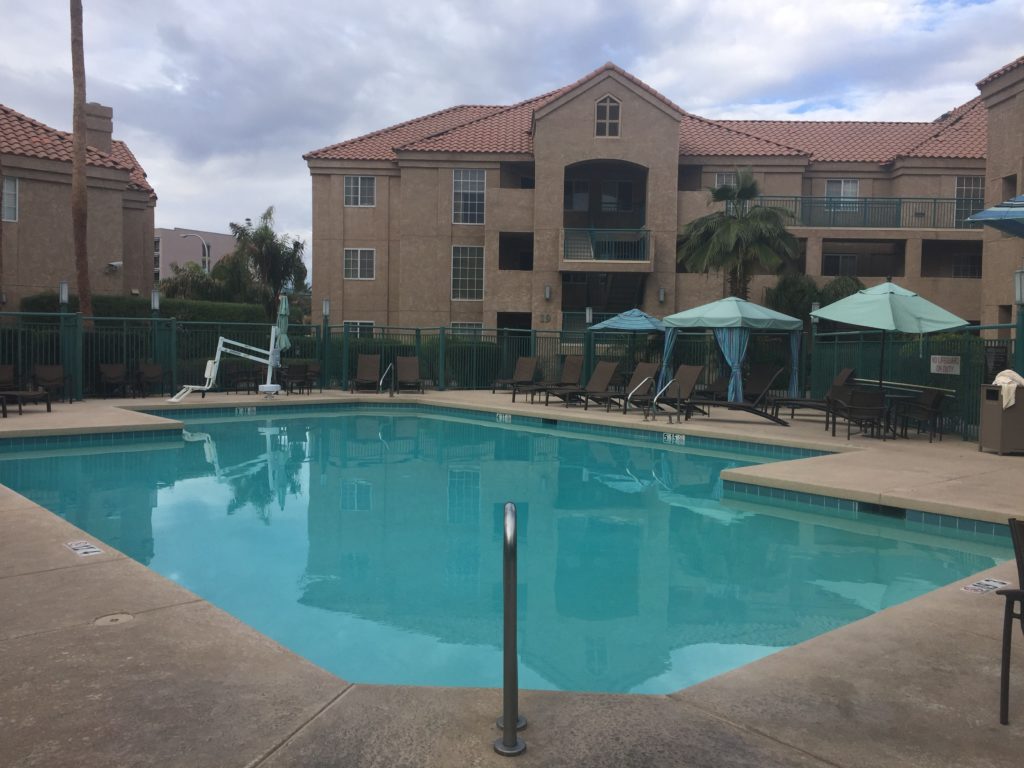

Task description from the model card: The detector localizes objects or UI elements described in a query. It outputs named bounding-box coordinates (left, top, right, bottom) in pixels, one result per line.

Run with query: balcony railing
left=563, top=228, right=650, bottom=261
left=758, top=197, right=984, bottom=230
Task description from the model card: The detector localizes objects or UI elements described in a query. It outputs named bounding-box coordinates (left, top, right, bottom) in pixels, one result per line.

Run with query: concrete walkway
left=1, top=391, right=1022, bottom=767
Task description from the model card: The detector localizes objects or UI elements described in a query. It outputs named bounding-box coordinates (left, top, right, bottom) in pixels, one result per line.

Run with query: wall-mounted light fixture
left=543, top=284, right=552, bottom=301
left=322, top=296, right=331, bottom=319
left=58, top=280, right=69, bottom=310
left=658, top=287, right=666, bottom=304
left=1015, top=268, right=1024, bottom=306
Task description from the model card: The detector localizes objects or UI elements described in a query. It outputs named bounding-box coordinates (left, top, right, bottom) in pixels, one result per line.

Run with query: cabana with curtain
left=660, top=297, right=802, bottom=403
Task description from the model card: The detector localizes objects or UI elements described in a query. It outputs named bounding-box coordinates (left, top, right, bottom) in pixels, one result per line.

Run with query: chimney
left=84, top=102, right=113, bottom=154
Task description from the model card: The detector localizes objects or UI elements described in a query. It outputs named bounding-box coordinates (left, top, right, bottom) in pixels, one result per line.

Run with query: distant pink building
left=153, top=227, right=235, bottom=283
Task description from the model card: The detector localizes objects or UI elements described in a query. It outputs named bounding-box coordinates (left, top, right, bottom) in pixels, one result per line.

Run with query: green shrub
left=19, top=292, right=265, bottom=323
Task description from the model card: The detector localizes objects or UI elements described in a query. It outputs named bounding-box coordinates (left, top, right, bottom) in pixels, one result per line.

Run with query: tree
left=819, top=275, right=865, bottom=307
left=766, top=273, right=819, bottom=323
left=158, top=262, right=223, bottom=301
left=229, top=207, right=307, bottom=318
left=70, top=0, right=93, bottom=318
left=677, top=168, right=798, bottom=299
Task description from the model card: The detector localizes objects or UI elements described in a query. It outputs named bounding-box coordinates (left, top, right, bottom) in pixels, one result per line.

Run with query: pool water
left=0, top=408, right=1009, bottom=693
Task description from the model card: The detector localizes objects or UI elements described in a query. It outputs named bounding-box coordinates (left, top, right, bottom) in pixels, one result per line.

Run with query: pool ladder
left=495, top=501, right=527, bottom=756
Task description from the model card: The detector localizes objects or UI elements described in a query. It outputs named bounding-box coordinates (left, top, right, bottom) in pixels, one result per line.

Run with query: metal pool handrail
left=494, top=501, right=526, bottom=756
left=380, top=362, right=393, bottom=394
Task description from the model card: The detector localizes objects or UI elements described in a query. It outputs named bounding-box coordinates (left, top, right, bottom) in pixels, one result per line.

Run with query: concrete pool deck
left=1, top=390, right=1022, bottom=767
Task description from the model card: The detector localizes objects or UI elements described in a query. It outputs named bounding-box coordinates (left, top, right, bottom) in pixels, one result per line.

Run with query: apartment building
left=0, top=102, right=156, bottom=308
left=304, top=61, right=1005, bottom=332
left=153, top=227, right=235, bottom=284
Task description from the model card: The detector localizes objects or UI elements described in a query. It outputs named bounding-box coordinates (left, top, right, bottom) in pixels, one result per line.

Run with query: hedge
left=20, top=292, right=266, bottom=323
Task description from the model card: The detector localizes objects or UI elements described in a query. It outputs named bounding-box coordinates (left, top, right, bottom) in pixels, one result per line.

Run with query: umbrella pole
left=878, top=330, right=885, bottom=389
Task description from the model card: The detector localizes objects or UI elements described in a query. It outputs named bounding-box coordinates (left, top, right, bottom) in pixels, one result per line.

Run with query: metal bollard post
left=494, top=501, right=526, bottom=756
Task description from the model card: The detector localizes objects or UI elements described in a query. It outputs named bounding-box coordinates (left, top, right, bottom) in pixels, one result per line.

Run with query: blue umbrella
left=967, top=195, right=1024, bottom=237
left=588, top=308, right=665, bottom=332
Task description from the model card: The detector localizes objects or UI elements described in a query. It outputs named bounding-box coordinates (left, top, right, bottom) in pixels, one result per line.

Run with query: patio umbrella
left=588, top=308, right=665, bottom=332
left=809, top=282, right=966, bottom=388
left=662, top=297, right=802, bottom=402
left=967, top=194, right=1024, bottom=237
left=275, top=295, right=292, bottom=353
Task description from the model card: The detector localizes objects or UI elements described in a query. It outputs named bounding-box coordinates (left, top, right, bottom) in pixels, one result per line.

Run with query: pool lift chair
left=169, top=326, right=285, bottom=402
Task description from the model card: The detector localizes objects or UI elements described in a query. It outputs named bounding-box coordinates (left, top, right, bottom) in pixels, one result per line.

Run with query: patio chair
left=393, top=356, right=424, bottom=394
left=686, top=366, right=790, bottom=426
left=829, top=387, right=888, bottom=440
left=283, top=362, right=310, bottom=394
left=492, top=356, right=538, bottom=394
left=97, top=363, right=129, bottom=398
left=591, top=362, right=660, bottom=413
left=545, top=360, right=619, bottom=409
left=771, top=368, right=855, bottom=420
left=32, top=364, right=71, bottom=403
left=135, top=362, right=167, bottom=397
left=304, top=362, right=323, bottom=393
left=998, top=517, right=1024, bottom=725
left=643, top=364, right=706, bottom=423
left=350, top=354, right=381, bottom=393
left=513, top=355, right=583, bottom=403
left=898, top=389, right=946, bottom=442
left=0, top=364, right=17, bottom=391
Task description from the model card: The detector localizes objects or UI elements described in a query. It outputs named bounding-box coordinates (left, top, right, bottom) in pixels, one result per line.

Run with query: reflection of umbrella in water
left=810, top=282, right=967, bottom=388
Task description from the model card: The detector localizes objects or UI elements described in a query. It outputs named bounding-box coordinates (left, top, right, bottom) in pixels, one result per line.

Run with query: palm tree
left=229, top=207, right=306, bottom=318
left=70, top=0, right=93, bottom=318
left=677, top=168, right=798, bottom=299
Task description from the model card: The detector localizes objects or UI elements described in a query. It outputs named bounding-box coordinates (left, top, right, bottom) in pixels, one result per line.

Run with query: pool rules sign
left=930, top=355, right=960, bottom=375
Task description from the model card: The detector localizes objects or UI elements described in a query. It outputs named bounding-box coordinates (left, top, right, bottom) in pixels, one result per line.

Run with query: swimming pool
left=0, top=406, right=1010, bottom=693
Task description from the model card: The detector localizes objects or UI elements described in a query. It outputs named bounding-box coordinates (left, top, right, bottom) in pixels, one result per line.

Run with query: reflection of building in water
left=303, top=413, right=1006, bottom=692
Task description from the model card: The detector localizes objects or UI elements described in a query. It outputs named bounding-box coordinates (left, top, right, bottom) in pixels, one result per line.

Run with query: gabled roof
left=896, top=97, right=986, bottom=161
left=678, top=113, right=805, bottom=158
left=977, top=54, right=1024, bottom=87
left=532, top=62, right=686, bottom=122
left=0, top=103, right=154, bottom=197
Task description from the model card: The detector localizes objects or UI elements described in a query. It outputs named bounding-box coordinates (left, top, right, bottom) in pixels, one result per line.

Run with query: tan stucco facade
left=307, top=69, right=997, bottom=330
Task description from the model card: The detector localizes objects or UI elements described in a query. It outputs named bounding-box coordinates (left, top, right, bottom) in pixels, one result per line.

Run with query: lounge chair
left=898, top=389, right=945, bottom=442
left=771, top=368, right=855, bottom=420
left=513, top=355, right=583, bottom=403
left=828, top=387, right=888, bottom=440
left=492, top=356, right=538, bottom=394
left=394, top=356, right=425, bottom=394
left=545, top=360, right=619, bottom=409
left=97, top=363, right=129, bottom=398
left=33, top=364, right=71, bottom=403
left=589, top=362, right=660, bottom=413
left=643, top=364, right=706, bottom=423
left=997, top=517, right=1024, bottom=724
left=695, top=371, right=729, bottom=401
left=686, top=366, right=790, bottom=426
left=350, top=354, right=380, bottom=393
left=135, top=362, right=167, bottom=397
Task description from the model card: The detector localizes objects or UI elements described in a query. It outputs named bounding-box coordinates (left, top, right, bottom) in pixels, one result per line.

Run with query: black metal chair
left=828, top=388, right=888, bottom=440
left=899, top=389, right=946, bottom=442
left=998, top=518, right=1024, bottom=725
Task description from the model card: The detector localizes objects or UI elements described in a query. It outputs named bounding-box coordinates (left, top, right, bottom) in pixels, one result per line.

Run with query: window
left=825, top=179, right=859, bottom=199
left=595, top=96, right=620, bottom=137
left=955, top=175, right=984, bottom=224
left=343, top=248, right=375, bottom=280
left=153, top=237, right=161, bottom=284
left=600, top=180, right=633, bottom=212
left=498, top=232, right=534, bottom=270
left=341, top=480, right=372, bottom=513
left=450, top=322, right=483, bottom=338
left=343, top=321, right=374, bottom=338
left=714, top=172, right=737, bottom=189
left=1, top=176, right=17, bottom=222
left=453, top=169, right=485, bottom=224
left=564, top=179, right=589, bottom=211
left=451, top=245, right=484, bottom=300
left=344, top=176, right=375, bottom=207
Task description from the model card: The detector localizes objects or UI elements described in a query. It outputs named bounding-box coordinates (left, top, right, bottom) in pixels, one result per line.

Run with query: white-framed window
left=453, top=169, right=485, bottom=224
left=343, top=248, right=375, bottom=280
left=153, top=237, right=161, bottom=284
left=344, top=176, right=375, bottom=207
left=955, top=175, right=984, bottom=200
left=1, top=176, right=18, bottom=222
left=600, top=180, right=633, bottom=212
left=450, top=322, right=483, bottom=338
left=825, top=179, right=859, bottom=199
left=451, top=245, right=484, bottom=300
left=595, top=95, right=620, bottom=137
left=714, top=172, right=738, bottom=189
left=343, top=320, right=375, bottom=338
left=341, top=480, right=373, bottom=512
left=564, top=179, right=589, bottom=211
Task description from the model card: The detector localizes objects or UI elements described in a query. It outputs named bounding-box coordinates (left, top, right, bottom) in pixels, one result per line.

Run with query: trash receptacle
left=979, top=385, right=1024, bottom=455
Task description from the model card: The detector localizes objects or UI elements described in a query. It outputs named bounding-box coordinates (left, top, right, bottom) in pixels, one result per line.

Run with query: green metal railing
left=759, top=196, right=984, bottom=229
left=563, top=228, right=650, bottom=261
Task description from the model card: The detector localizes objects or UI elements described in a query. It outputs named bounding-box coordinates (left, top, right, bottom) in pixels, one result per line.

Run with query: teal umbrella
left=967, top=194, right=1024, bottom=238
left=275, top=295, right=291, bottom=353
left=810, top=282, right=966, bottom=388
left=589, top=308, right=665, bottom=332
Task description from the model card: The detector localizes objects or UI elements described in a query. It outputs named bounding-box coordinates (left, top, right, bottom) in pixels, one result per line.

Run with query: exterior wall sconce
left=58, top=280, right=69, bottom=310
left=1015, top=268, right=1024, bottom=306
left=322, top=296, right=331, bottom=319
left=543, top=284, right=552, bottom=301
left=658, top=287, right=666, bottom=304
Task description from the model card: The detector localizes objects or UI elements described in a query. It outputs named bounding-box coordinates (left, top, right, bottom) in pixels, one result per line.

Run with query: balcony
left=758, top=197, right=984, bottom=230
left=562, top=228, right=651, bottom=262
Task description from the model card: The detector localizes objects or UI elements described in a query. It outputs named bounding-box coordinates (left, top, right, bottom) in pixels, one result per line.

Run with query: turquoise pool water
left=0, top=408, right=1010, bottom=693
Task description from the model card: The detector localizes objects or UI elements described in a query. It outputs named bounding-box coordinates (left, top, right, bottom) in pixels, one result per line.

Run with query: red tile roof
left=305, top=64, right=987, bottom=165
left=0, top=103, right=154, bottom=197
left=977, top=54, right=1024, bottom=87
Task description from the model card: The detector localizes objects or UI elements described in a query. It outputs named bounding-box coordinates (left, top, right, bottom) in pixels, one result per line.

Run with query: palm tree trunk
left=70, top=0, right=93, bottom=319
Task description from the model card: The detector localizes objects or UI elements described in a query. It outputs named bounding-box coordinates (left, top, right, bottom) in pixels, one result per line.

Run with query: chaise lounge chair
left=643, top=364, right=706, bottom=423
left=492, top=356, right=538, bottom=394
left=589, top=362, right=660, bottom=413
left=513, top=355, right=583, bottom=403
left=686, top=365, right=789, bottom=426
left=350, top=354, right=381, bottom=393
left=545, top=360, right=619, bottom=409
left=394, top=356, right=425, bottom=394
left=998, top=517, right=1023, bottom=724
left=771, top=367, right=855, bottom=420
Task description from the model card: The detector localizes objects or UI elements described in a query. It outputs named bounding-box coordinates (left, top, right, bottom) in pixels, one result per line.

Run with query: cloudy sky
left=1, top=0, right=1021, bottom=270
